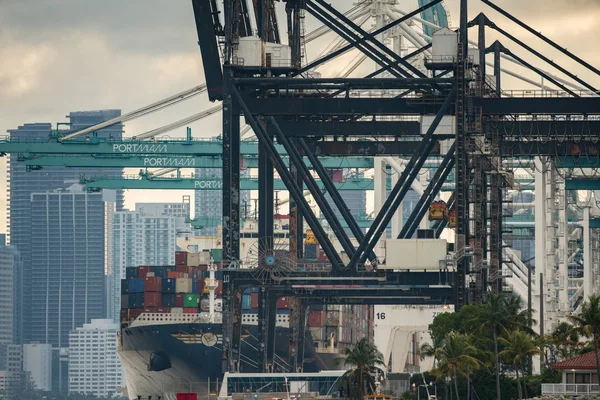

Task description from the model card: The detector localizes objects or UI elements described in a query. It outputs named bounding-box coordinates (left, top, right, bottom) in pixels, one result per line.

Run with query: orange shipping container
left=308, top=311, right=325, bottom=327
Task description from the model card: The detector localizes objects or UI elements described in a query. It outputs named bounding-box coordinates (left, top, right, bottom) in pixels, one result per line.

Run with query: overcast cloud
left=1, top=0, right=599, bottom=233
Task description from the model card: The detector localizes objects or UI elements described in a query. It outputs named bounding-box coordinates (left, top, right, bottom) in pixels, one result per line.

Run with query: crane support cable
left=136, top=104, right=222, bottom=140
left=59, top=84, right=208, bottom=141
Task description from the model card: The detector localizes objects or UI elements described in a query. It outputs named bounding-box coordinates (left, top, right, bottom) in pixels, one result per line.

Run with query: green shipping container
left=184, top=293, right=200, bottom=308
left=211, top=248, right=223, bottom=263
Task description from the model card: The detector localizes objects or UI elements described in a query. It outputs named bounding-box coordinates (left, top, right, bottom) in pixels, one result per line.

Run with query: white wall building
left=68, top=319, right=122, bottom=397
left=23, top=343, right=52, bottom=391
left=111, top=202, right=189, bottom=321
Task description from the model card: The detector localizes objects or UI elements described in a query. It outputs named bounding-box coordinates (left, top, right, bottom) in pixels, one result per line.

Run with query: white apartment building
left=23, top=343, right=52, bottom=391
left=68, top=319, right=122, bottom=397
left=111, top=202, right=189, bottom=321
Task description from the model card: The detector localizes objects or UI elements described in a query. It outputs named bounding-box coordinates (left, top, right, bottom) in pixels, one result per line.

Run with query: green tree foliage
left=499, top=330, right=544, bottom=400
left=337, top=338, right=385, bottom=399
left=568, top=294, right=600, bottom=381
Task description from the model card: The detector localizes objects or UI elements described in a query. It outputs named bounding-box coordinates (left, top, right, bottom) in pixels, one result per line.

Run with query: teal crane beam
left=80, top=174, right=535, bottom=191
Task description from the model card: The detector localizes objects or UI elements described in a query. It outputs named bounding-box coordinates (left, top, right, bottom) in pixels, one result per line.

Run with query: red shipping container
left=156, top=307, right=170, bottom=313
left=177, top=394, right=198, bottom=400
left=276, top=297, right=289, bottom=309
left=144, top=276, right=162, bottom=292
left=308, top=311, right=325, bottom=327
left=144, top=292, right=162, bottom=307
left=175, top=293, right=185, bottom=308
left=144, top=307, right=158, bottom=313
left=176, top=265, right=192, bottom=274
left=197, top=265, right=208, bottom=272
left=120, top=309, right=129, bottom=321
left=183, top=308, right=198, bottom=314
left=138, top=266, right=152, bottom=278
left=251, top=293, right=259, bottom=309
left=216, top=280, right=223, bottom=296
left=175, top=251, right=188, bottom=266
left=130, top=308, right=143, bottom=320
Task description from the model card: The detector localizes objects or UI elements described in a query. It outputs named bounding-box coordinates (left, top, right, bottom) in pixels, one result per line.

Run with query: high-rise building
left=29, top=187, right=107, bottom=347
left=68, top=319, right=122, bottom=398
left=194, top=165, right=250, bottom=236
left=23, top=343, right=52, bottom=391
left=110, top=203, right=188, bottom=321
left=8, top=110, right=123, bottom=344
left=0, top=234, right=19, bottom=345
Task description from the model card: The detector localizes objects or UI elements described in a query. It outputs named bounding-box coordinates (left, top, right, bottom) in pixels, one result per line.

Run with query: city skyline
left=1, top=0, right=599, bottom=233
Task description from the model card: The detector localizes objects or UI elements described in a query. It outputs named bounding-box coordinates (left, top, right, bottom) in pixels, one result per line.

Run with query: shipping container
left=156, top=307, right=170, bottom=313
left=276, top=297, right=289, bottom=309
left=175, top=251, right=188, bottom=265
left=144, top=307, right=158, bottom=313
left=153, top=266, right=168, bottom=279
left=120, top=279, right=129, bottom=294
left=120, top=309, right=129, bottom=322
left=304, top=244, right=318, bottom=260
left=138, top=266, right=152, bottom=278
left=214, top=271, right=224, bottom=281
left=211, top=248, right=223, bottom=263
left=126, top=267, right=138, bottom=280
left=162, top=278, right=176, bottom=293
left=192, top=280, right=198, bottom=294
left=242, top=295, right=251, bottom=310
left=326, top=311, right=340, bottom=326
left=130, top=293, right=144, bottom=308
left=171, top=307, right=184, bottom=314
left=145, top=292, right=162, bottom=307
left=183, top=307, right=198, bottom=314
left=184, top=294, right=200, bottom=308
left=144, top=276, right=162, bottom=292
left=167, top=271, right=179, bottom=279
left=129, top=279, right=145, bottom=293
left=176, top=278, right=193, bottom=293
left=175, top=293, right=185, bottom=308
left=121, top=294, right=132, bottom=309
left=130, top=308, right=144, bottom=321
left=199, top=251, right=211, bottom=265
left=162, top=293, right=176, bottom=307
left=176, top=265, right=192, bottom=275
left=187, top=252, right=200, bottom=267
left=216, top=280, right=223, bottom=296
left=251, top=293, right=259, bottom=309
left=308, top=311, right=325, bottom=327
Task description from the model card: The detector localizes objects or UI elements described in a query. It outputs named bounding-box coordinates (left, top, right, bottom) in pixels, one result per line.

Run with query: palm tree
left=550, top=322, right=580, bottom=361
left=499, top=330, right=543, bottom=400
left=432, top=333, right=483, bottom=400
left=568, top=294, right=600, bottom=382
left=467, top=293, right=531, bottom=400
left=338, top=338, right=385, bottom=399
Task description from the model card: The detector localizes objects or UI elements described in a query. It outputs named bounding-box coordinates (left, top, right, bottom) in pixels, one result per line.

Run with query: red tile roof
left=553, top=350, right=600, bottom=370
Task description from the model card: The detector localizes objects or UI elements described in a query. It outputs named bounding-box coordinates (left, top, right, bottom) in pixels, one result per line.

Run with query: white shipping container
left=187, top=252, right=200, bottom=267
left=176, top=278, right=193, bottom=293
left=171, top=307, right=184, bottom=314
left=198, top=251, right=211, bottom=264
left=383, top=239, right=447, bottom=270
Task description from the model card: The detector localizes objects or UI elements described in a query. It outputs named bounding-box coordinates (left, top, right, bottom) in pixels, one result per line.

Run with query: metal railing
left=542, top=383, right=600, bottom=395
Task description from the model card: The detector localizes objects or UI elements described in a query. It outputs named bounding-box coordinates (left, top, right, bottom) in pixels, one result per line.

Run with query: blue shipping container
left=153, top=266, right=167, bottom=278
left=162, top=278, right=176, bottom=293
left=162, top=293, right=175, bottom=307
left=215, top=271, right=224, bottom=281
left=276, top=309, right=290, bottom=315
left=242, top=295, right=251, bottom=310
left=121, top=279, right=129, bottom=294
left=129, top=279, right=145, bottom=293
left=192, top=280, right=198, bottom=293
left=126, top=267, right=138, bottom=280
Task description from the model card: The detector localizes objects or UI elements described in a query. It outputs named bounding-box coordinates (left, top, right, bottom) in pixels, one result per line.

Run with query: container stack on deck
left=307, top=304, right=373, bottom=352
left=120, top=250, right=224, bottom=324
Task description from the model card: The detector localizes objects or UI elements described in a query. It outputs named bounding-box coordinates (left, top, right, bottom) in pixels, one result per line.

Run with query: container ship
left=118, top=225, right=373, bottom=399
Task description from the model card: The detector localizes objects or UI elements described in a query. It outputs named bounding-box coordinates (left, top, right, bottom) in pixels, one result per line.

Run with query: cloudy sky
left=1, top=0, right=599, bottom=234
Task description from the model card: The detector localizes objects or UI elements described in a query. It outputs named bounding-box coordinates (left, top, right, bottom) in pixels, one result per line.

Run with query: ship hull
left=117, top=322, right=329, bottom=400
